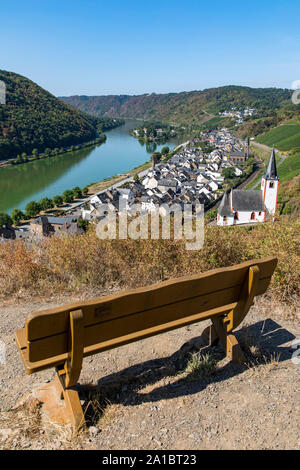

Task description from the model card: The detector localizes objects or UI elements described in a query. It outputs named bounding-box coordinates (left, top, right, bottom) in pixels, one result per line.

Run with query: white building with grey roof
left=217, top=148, right=279, bottom=226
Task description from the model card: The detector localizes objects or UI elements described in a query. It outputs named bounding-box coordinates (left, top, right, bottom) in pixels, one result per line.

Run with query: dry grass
left=83, top=390, right=121, bottom=429
left=0, top=398, right=41, bottom=449
left=246, top=352, right=282, bottom=378
left=0, top=397, right=88, bottom=449
left=0, top=218, right=299, bottom=313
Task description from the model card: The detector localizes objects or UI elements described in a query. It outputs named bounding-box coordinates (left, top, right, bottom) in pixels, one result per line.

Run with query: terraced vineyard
left=256, top=120, right=300, bottom=151
left=277, top=152, right=300, bottom=182
left=246, top=143, right=300, bottom=189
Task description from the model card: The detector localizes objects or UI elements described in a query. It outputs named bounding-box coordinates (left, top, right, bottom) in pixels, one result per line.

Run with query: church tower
left=245, top=135, right=250, bottom=159
left=261, top=148, right=279, bottom=218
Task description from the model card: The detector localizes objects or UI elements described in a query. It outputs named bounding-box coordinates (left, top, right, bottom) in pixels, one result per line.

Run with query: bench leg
left=201, top=324, right=219, bottom=347
left=55, top=368, right=86, bottom=430
left=212, top=317, right=245, bottom=365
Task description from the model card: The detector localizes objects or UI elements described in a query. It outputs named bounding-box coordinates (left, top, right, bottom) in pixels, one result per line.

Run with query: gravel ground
left=0, top=291, right=299, bottom=450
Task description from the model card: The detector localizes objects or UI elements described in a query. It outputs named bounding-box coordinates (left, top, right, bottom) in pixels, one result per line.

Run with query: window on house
left=258, top=211, right=262, bottom=216
left=223, top=216, right=227, bottom=222
left=250, top=212, right=255, bottom=220
left=234, top=212, right=239, bottom=220
left=269, top=182, right=274, bottom=188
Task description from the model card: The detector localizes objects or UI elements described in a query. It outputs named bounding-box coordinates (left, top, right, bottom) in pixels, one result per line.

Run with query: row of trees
left=97, top=117, right=124, bottom=132
left=11, top=135, right=106, bottom=165
left=0, top=186, right=89, bottom=226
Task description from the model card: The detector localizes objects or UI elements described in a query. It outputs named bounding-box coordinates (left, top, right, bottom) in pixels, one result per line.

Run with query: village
left=79, top=129, right=250, bottom=221
left=1, top=127, right=280, bottom=242
left=219, top=107, right=256, bottom=125
left=0, top=129, right=251, bottom=241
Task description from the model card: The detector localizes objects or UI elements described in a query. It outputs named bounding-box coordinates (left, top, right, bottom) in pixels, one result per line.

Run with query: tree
left=11, top=209, right=24, bottom=226
left=53, top=195, right=63, bottom=207
left=39, top=197, right=54, bottom=211
left=133, top=173, right=139, bottom=182
left=151, top=152, right=161, bottom=168
left=0, top=212, right=13, bottom=226
left=62, top=190, right=74, bottom=203
left=152, top=151, right=161, bottom=160
left=82, top=186, right=89, bottom=196
left=72, top=186, right=83, bottom=199
left=77, top=219, right=89, bottom=232
left=32, top=148, right=38, bottom=158
left=161, top=146, right=170, bottom=155
left=223, top=167, right=236, bottom=179
left=25, top=201, right=41, bottom=218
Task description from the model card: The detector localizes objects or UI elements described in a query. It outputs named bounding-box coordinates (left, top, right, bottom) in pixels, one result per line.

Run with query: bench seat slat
left=26, top=257, right=277, bottom=342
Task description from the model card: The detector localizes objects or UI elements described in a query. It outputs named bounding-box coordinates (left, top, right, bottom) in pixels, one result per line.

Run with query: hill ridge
left=0, top=70, right=98, bottom=160
left=61, top=85, right=296, bottom=124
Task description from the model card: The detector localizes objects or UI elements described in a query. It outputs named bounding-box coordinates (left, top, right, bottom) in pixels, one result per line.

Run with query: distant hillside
left=0, top=70, right=99, bottom=160
left=61, top=86, right=296, bottom=124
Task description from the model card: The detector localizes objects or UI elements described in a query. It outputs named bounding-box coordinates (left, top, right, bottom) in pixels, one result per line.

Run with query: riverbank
left=83, top=143, right=185, bottom=197
left=6, top=144, right=181, bottom=224
left=4, top=160, right=154, bottom=228
left=1, top=135, right=106, bottom=169
left=1, top=119, right=180, bottom=214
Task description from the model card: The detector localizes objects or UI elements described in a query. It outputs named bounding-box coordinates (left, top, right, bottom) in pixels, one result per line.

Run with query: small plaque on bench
left=95, top=304, right=112, bottom=319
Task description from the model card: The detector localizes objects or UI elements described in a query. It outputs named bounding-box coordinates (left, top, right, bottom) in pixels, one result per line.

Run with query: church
left=217, top=148, right=279, bottom=226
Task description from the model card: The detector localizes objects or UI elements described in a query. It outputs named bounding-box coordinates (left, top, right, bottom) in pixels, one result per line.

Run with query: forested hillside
left=61, top=86, right=297, bottom=124
left=0, top=70, right=99, bottom=160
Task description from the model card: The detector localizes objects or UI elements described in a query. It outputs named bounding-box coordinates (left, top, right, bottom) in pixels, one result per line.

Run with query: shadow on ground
left=80, top=318, right=296, bottom=425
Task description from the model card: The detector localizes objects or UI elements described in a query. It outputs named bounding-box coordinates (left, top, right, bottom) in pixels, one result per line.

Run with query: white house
left=234, top=166, right=243, bottom=177
left=141, top=197, right=158, bottom=212
left=144, top=175, right=159, bottom=189
left=117, top=188, right=133, bottom=203
left=207, top=179, right=219, bottom=192
left=217, top=148, right=279, bottom=226
left=90, top=194, right=102, bottom=205
left=81, top=203, right=96, bottom=220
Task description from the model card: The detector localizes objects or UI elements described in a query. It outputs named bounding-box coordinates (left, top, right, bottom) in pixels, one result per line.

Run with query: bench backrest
left=17, top=256, right=277, bottom=372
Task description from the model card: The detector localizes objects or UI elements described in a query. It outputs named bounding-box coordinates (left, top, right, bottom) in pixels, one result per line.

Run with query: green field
left=256, top=120, right=300, bottom=151
left=245, top=145, right=300, bottom=188
left=200, top=116, right=228, bottom=130
left=277, top=153, right=300, bottom=183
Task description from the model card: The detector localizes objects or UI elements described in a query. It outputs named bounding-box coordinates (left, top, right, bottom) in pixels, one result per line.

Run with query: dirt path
left=198, top=109, right=215, bottom=125
left=0, top=292, right=299, bottom=450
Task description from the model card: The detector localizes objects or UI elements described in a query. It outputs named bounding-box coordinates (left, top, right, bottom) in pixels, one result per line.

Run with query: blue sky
left=1, top=0, right=300, bottom=96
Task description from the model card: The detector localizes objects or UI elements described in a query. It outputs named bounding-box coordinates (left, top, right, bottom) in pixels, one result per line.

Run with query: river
left=0, top=120, right=181, bottom=214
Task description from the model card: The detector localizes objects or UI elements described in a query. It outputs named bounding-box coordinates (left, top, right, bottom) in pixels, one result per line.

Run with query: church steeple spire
left=245, top=135, right=250, bottom=158
left=261, top=147, right=279, bottom=218
left=264, top=147, right=279, bottom=180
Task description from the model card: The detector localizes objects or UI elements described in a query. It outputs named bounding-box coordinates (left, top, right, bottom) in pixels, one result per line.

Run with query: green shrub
left=62, top=190, right=74, bottom=203
left=25, top=201, right=40, bottom=218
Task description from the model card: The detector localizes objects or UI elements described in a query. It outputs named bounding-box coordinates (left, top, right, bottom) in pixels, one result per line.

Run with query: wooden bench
left=15, top=256, right=277, bottom=429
